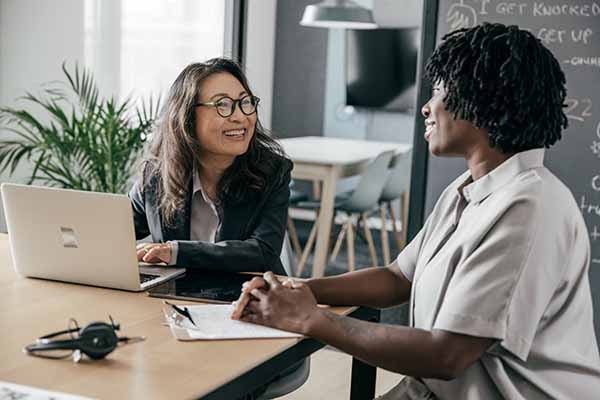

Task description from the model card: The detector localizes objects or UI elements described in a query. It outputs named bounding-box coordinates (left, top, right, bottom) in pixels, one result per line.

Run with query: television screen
left=345, top=28, right=420, bottom=112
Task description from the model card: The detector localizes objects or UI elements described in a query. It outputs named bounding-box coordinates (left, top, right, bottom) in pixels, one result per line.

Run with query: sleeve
left=432, top=193, right=565, bottom=361
left=128, top=174, right=151, bottom=240
left=392, top=216, right=431, bottom=282
left=175, top=160, right=292, bottom=275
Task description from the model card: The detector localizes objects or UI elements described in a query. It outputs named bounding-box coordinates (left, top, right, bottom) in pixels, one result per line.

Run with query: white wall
left=244, top=0, right=277, bottom=130
left=0, top=0, right=85, bottom=231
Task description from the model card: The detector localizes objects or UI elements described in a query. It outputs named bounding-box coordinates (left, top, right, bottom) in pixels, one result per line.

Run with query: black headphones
left=24, top=317, right=145, bottom=361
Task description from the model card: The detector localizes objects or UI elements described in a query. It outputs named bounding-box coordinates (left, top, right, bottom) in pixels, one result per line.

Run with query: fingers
left=250, top=288, right=267, bottom=300
left=263, top=271, right=281, bottom=289
left=242, top=277, right=267, bottom=293
left=231, top=292, right=252, bottom=320
left=140, top=243, right=171, bottom=264
left=231, top=278, right=266, bottom=320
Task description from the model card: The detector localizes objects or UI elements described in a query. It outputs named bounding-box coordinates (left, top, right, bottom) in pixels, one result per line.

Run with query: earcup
left=76, top=322, right=119, bottom=359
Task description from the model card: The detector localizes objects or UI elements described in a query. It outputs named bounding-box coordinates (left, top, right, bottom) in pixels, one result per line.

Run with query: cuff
left=168, top=241, right=179, bottom=265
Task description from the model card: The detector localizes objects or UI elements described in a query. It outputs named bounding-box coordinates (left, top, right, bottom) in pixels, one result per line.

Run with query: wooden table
left=279, top=136, right=412, bottom=277
left=0, top=235, right=380, bottom=399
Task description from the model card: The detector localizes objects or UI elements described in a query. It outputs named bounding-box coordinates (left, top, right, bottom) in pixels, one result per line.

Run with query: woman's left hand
left=136, top=243, right=172, bottom=264
left=239, top=272, right=321, bottom=335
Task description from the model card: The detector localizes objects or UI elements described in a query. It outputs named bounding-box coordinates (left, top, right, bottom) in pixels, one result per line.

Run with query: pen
left=164, top=301, right=196, bottom=326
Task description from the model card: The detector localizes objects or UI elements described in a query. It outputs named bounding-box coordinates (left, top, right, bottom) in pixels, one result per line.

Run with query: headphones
left=24, top=317, right=145, bottom=361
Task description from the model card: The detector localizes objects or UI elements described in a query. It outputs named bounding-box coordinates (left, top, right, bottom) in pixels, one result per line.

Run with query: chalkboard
left=408, top=0, right=600, bottom=343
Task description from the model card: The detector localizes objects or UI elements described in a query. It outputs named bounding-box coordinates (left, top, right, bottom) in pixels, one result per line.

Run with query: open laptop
left=1, top=183, right=185, bottom=291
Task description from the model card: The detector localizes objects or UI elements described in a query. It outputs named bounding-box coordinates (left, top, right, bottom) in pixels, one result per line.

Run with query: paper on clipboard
left=163, top=303, right=303, bottom=341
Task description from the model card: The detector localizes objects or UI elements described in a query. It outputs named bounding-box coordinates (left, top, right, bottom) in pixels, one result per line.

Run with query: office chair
left=296, top=151, right=395, bottom=274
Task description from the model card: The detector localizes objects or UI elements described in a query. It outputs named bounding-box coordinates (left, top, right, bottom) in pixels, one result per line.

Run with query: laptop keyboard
left=140, top=273, right=161, bottom=284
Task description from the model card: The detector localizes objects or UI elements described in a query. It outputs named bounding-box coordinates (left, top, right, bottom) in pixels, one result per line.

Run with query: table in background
left=0, top=235, right=380, bottom=399
left=279, top=136, right=412, bottom=277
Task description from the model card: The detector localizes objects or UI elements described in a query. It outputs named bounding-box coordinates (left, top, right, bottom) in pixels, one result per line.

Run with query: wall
left=244, top=0, right=277, bottom=130
left=0, top=0, right=86, bottom=232
left=323, top=0, right=422, bottom=144
left=271, top=0, right=329, bottom=139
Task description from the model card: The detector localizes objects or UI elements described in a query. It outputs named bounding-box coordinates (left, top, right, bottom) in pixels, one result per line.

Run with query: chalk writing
left=533, top=2, right=600, bottom=17
left=580, top=196, right=600, bottom=217
left=564, top=98, right=593, bottom=122
left=591, top=225, right=600, bottom=241
left=592, top=176, right=600, bottom=191
left=590, top=141, right=600, bottom=157
left=564, top=57, right=600, bottom=67
left=447, top=0, right=478, bottom=30
left=537, top=28, right=594, bottom=45
left=496, top=2, right=528, bottom=15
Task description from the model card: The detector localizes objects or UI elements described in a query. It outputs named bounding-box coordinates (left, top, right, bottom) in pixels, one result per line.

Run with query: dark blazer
left=128, top=158, right=292, bottom=275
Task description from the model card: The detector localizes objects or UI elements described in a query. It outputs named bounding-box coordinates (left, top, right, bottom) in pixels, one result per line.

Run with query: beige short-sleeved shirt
left=393, top=149, right=600, bottom=399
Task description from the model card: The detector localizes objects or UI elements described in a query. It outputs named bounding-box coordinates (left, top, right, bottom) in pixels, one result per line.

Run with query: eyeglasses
left=23, top=316, right=145, bottom=362
left=194, top=95, right=260, bottom=118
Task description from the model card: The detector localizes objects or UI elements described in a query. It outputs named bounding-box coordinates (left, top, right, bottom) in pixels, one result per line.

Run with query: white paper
left=167, top=304, right=303, bottom=340
left=0, top=381, right=94, bottom=400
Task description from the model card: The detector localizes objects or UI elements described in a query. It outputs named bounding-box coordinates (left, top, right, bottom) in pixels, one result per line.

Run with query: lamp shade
left=300, top=0, right=377, bottom=29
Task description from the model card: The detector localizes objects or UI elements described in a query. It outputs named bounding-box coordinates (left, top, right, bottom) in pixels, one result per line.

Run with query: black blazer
left=128, top=158, right=292, bottom=275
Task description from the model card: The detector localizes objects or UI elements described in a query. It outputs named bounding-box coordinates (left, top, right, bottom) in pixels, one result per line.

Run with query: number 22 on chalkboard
left=564, top=98, right=592, bottom=122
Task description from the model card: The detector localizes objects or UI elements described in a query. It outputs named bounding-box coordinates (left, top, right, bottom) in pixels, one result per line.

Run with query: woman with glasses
left=128, top=58, right=291, bottom=274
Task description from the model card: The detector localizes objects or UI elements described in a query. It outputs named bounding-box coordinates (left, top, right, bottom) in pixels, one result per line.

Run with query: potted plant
left=0, top=63, right=160, bottom=193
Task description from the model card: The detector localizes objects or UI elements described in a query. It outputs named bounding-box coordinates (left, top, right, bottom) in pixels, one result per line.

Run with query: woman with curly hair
left=129, top=58, right=291, bottom=275
left=232, top=23, right=600, bottom=399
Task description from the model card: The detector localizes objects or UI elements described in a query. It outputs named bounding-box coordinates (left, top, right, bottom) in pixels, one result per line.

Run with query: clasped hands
left=230, top=272, right=321, bottom=335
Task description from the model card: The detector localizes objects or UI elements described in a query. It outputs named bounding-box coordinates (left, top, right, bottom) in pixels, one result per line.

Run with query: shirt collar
left=192, top=167, right=215, bottom=205
left=460, top=148, right=545, bottom=204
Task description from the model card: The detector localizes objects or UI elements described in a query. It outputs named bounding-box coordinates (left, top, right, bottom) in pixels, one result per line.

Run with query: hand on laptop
left=137, top=243, right=172, bottom=264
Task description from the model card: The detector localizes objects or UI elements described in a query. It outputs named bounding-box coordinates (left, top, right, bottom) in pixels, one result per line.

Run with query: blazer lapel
left=161, top=181, right=192, bottom=242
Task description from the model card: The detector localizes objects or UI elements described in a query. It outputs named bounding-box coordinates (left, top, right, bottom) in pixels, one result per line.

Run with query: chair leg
left=388, top=202, right=403, bottom=251
left=330, top=220, right=349, bottom=262
left=361, top=213, right=378, bottom=267
left=346, top=217, right=355, bottom=272
left=379, top=206, right=391, bottom=266
left=287, top=216, right=303, bottom=256
left=400, top=191, right=409, bottom=249
left=296, top=215, right=319, bottom=277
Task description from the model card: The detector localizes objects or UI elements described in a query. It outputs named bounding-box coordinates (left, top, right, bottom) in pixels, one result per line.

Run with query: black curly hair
left=425, top=22, right=568, bottom=154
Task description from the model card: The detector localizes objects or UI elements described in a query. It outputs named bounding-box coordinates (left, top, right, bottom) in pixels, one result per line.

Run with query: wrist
left=303, top=307, right=329, bottom=337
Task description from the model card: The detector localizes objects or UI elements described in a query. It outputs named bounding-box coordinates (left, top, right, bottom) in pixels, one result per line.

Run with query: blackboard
left=408, top=0, right=600, bottom=342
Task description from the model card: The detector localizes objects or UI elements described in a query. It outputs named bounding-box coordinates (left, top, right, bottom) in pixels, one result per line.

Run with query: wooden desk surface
left=0, top=234, right=354, bottom=399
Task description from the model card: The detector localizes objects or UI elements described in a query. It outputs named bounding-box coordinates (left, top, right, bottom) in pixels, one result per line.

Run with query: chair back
left=342, top=150, right=394, bottom=212
left=280, top=233, right=294, bottom=276
left=380, top=150, right=412, bottom=202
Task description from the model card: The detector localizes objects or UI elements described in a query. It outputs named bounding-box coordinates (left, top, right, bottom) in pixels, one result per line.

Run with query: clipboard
left=162, top=302, right=303, bottom=341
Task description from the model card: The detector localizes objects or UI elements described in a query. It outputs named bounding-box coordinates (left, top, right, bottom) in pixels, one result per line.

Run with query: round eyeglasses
left=194, top=95, right=260, bottom=118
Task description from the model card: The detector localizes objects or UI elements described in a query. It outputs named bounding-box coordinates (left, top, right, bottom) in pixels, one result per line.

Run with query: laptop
left=1, top=183, right=185, bottom=291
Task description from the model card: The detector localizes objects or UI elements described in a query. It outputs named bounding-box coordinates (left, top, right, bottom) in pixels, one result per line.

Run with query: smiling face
left=421, top=82, right=483, bottom=157
left=194, top=72, right=256, bottom=162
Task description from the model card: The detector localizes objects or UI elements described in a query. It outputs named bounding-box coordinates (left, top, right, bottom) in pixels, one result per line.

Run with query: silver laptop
left=1, top=183, right=185, bottom=291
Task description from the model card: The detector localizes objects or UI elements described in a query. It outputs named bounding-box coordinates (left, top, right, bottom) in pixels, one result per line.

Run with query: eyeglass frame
left=193, top=95, right=260, bottom=118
